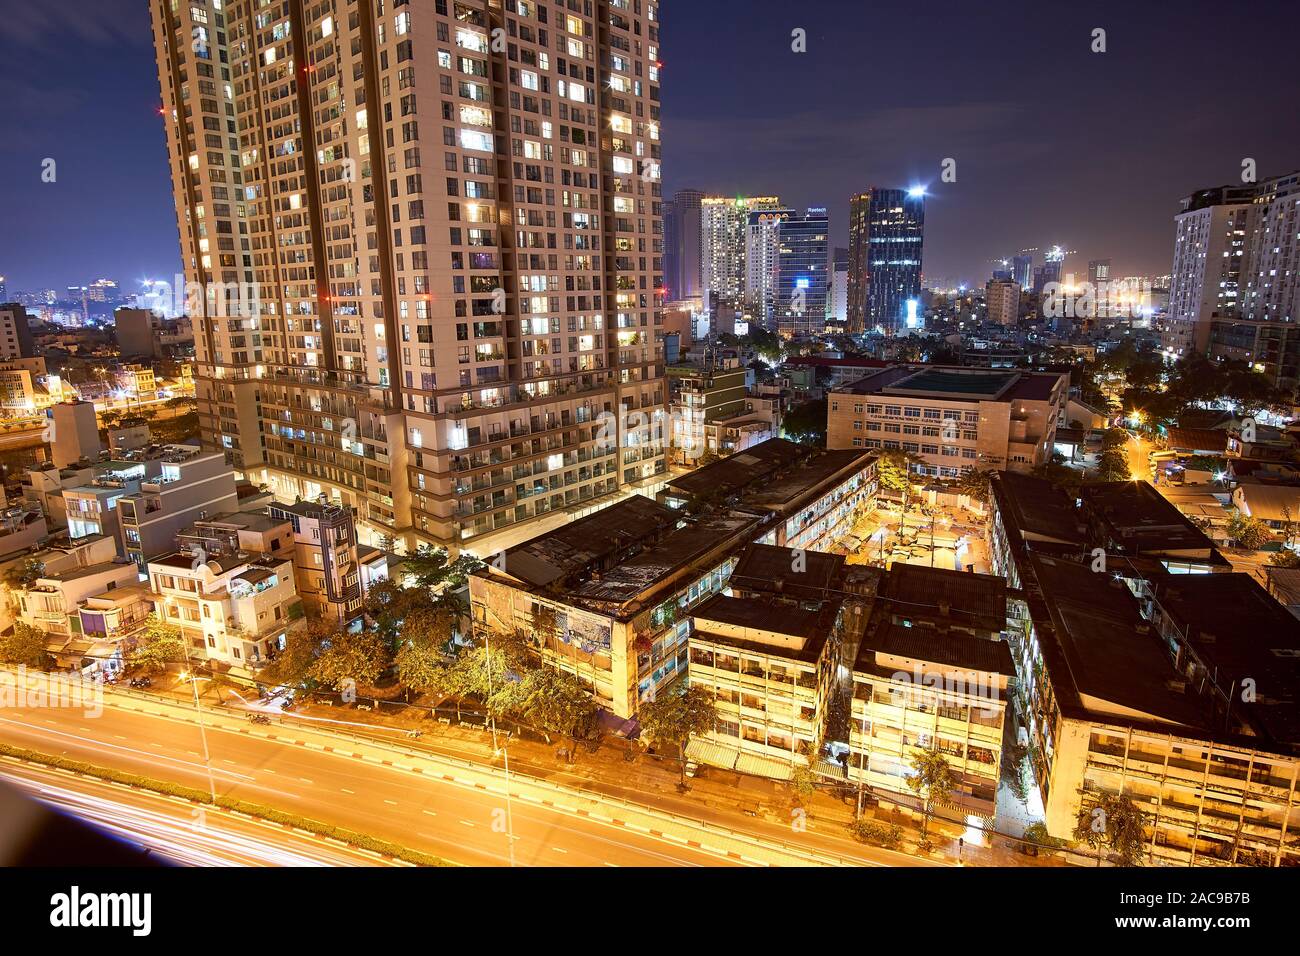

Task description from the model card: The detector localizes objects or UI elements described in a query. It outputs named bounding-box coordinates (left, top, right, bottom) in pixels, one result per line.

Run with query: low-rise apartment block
left=686, top=594, right=841, bottom=778
left=988, top=472, right=1300, bottom=866
left=147, top=549, right=303, bottom=673
left=828, top=366, right=1067, bottom=476
left=471, top=495, right=758, bottom=718
left=116, top=449, right=240, bottom=568
left=844, top=563, right=1015, bottom=819
left=268, top=500, right=370, bottom=626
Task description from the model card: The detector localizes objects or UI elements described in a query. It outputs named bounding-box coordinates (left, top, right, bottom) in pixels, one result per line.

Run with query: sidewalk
left=233, top=684, right=1067, bottom=867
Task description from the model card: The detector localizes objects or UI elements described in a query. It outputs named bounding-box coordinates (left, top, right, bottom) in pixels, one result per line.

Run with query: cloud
left=0, top=0, right=147, bottom=49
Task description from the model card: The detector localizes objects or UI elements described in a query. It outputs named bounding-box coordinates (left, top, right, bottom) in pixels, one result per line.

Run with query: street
left=0, top=672, right=943, bottom=867
left=0, top=761, right=402, bottom=867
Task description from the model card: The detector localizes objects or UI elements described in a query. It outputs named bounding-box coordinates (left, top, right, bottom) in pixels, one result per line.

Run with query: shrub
left=847, top=818, right=903, bottom=850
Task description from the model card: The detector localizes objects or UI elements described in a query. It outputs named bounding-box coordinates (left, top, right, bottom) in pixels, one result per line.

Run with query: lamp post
left=179, top=646, right=218, bottom=805
left=483, top=629, right=517, bottom=868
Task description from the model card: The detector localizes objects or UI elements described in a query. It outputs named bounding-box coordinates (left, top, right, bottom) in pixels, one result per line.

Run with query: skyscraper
left=1088, top=259, right=1112, bottom=286
left=151, top=0, right=665, bottom=551
left=985, top=279, right=1020, bottom=327
left=827, top=247, right=849, bottom=325
left=775, top=207, right=829, bottom=336
left=1033, top=245, right=1066, bottom=294
left=1012, top=253, right=1033, bottom=291
left=847, top=188, right=925, bottom=333
left=700, top=195, right=781, bottom=313
left=744, top=207, right=787, bottom=328
left=1168, top=171, right=1300, bottom=382
left=664, top=188, right=703, bottom=301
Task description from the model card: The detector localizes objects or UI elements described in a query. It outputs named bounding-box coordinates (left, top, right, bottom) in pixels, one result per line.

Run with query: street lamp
left=178, top=655, right=218, bottom=805
left=482, top=626, right=517, bottom=868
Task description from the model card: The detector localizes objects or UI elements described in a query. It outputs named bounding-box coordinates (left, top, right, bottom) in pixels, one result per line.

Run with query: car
left=128, top=676, right=152, bottom=688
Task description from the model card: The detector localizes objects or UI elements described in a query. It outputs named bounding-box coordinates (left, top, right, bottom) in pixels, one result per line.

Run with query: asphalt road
left=0, top=704, right=742, bottom=867
left=0, top=760, right=399, bottom=867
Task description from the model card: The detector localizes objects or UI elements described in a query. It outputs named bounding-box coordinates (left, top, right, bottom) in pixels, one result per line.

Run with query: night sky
left=2, top=0, right=1299, bottom=293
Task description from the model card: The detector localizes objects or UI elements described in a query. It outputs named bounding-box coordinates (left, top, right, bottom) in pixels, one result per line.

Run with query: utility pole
left=483, top=631, right=517, bottom=867
left=180, top=641, right=218, bottom=804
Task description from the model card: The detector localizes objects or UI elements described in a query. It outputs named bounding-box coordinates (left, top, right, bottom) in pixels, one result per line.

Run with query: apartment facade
left=665, top=361, right=747, bottom=464
left=471, top=496, right=757, bottom=718
left=0, top=303, right=35, bottom=360
left=700, top=195, right=781, bottom=311
left=116, top=449, right=241, bottom=568
left=268, top=499, right=367, bottom=624
left=148, top=549, right=303, bottom=671
left=1166, top=171, right=1300, bottom=384
left=151, top=0, right=666, bottom=552
left=686, top=594, right=841, bottom=778
left=987, top=475, right=1300, bottom=866
left=985, top=278, right=1020, bottom=327
left=828, top=366, right=1067, bottom=477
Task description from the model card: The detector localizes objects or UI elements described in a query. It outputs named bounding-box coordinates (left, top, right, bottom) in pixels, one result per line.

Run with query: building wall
left=152, top=0, right=666, bottom=551
left=828, top=380, right=1063, bottom=475
left=687, top=634, right=828, bottom=768
left=847, top=665, right=1007, bottom=817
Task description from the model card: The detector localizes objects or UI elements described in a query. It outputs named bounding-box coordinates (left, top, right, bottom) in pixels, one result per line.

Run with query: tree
left=0, top=621, right=49, bottom=668
left=1073, top=791, right=1148, bottom=866
left=906, top=746, right=955, bottom=843
left=394, top=639, right=450, bottom=698
left=261, top=617, right=335, bottom=687
left=781, top=399, right=827, bottom=446
left=516, top=668, right=597, bottom=758
left=790, top=764, right=817, bottom=803
left=362, top=578, right=455, bottom=649
left=1100, top=428, right=1130, bottom=452
left=876, top=448, right=919, bottom=499
left=638, top=685, right=717, bottom=786
left=4, top=557, right=45, bottom=590
left=127, top=615, right=185, bottom=674
left=1094, top=449, right=1130, bottom=483
left=954, top=467, right=991, bottom=504
left=402, top=602, right=460, bottom=655
left=1270, top=549, right=1300, bottom=569
left=1225, top=509, right=1268, bottom=551
left=876, top=448, right=925, bottom=547
left=307, top=627, right=390, bottom=691
left=441, top=635, right=533, bottom=720
left=399, top=545, right=484, bottom=592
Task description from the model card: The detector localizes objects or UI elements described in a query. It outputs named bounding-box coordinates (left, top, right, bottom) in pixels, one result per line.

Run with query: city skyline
left=5, top=1, right=1300, bottom=291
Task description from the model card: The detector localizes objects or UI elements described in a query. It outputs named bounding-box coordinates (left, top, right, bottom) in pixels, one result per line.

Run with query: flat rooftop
left=889, top=368, right=1018, bottom=397
left=1152, top=573, right=1300, bottom=746
left=729, top=543, right=845, bottom=601
left=1081, top=481, right=1224, bottom=559
left=498, top=494, right=680, bottom=590
left=568, top=512, right=759, bottom=607
left=38, top=560, right=134, bottom=583
left=840, top=366, right=1063, bottom=403
left=1028, top=554, right=1205, bottom=729
left=690, top=594, right=833, bottom=663
left=856, top=621, right=1017, bottom=678
left=737, top=448, right=874, bottom=513
left=990, top=471, right=1087, bottom=549
left=665, top=437, right=807, bottom=500
left=878, top=563, right=1008, bottom=632
left=185, top=511, right=288, bottom=534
